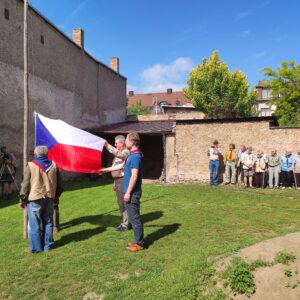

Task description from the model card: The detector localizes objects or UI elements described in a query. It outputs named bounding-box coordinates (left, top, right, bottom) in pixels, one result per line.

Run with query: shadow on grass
left=61, top=210, right=164, bottom=231
left=53, top=226, right=105, bottom=249
left=144, top=223, right=181, bottom=247
left=54, top=211, right=165, bottom=249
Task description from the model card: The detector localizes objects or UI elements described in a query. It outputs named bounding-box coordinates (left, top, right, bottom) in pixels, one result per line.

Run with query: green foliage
left=183, top=51, right=257, bottom=118
left=222, top=257, right=256, bottom=297
left=249, top=259, right=273, bottom=270
left=284, top=269, right=293, bottom=277
left=274, top=251, right=296, bottom=265
left=127, top=99, right=149, bottom=115
left=263, top=61, right=300, bottom=126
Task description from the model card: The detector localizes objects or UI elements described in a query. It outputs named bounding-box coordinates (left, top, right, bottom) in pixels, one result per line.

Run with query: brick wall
left=166, top=119, right=300, bottom=182
left=0, top=0, right=127, bottom=171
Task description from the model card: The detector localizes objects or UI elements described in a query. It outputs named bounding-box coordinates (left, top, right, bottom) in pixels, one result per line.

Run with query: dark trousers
left=282, top=171, right=294, bottom=187
left=238, top=163, right=244, bottom=183
left=295, top=173, right=300, bottom=188
left=53, top=203, right=60, bottom=230
left=254, top=172, right=266, bottom=188
left=125, top=192, right=144, bottom=247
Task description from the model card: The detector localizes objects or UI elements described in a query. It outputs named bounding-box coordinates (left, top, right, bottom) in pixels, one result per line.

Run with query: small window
left=4, top=8, right=9, bottom=20
left=40, top=35, right=44, bottom=44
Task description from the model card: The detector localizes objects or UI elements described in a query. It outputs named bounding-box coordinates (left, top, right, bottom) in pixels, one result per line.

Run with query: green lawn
left=1, top=182, right=300, bottom=300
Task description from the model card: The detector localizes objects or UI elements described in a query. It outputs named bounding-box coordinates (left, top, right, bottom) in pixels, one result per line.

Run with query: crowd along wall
left=166, top=118, right=300, bottom=182
left=0, top=0, right=127, bottom=169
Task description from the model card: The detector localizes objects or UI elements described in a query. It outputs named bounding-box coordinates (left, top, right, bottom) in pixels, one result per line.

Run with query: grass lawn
left=1, top=181, right=300, bottom=300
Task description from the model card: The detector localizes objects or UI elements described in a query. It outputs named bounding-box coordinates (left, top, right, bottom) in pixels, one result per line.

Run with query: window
left=260, top=108, right=270, bottom=116
left=40, top=35, right=44, bottom=44
left=4, top=8, right=9, bottom=20
left=262, top=89, right=271, bottom=100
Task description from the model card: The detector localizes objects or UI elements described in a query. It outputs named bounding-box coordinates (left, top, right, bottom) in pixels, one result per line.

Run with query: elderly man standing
left=104, top=136, right=130, bottom=232
left=224, top=143, right=237, bottom=185
left=19, top=145, right=63, bottom=253
left=241, top=147, right=255, bottom=188
left=266, top=149, right=280, bottom=188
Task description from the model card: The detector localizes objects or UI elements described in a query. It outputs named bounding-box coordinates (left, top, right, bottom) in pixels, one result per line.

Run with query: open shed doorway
left=101, top=134, right=164, bottom=180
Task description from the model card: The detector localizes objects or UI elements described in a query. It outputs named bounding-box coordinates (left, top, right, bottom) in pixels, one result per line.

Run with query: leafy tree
left=127, top=99, right=149, bottom=115
left=263, top=61, right=300, bottom=126
left=183, top=51, right=257, bottom=118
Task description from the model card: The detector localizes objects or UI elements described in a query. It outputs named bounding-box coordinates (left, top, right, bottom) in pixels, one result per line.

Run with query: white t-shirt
left=208, top=147, right=219, bottom=160
left=295, top=155, right=300, bottom=173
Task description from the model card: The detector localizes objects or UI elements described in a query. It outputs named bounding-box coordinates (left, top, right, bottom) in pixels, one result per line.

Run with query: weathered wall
left=0, top=0, right=127, bottom=168
left=166, top=119, right=300, bottom=182
left=165, top=135, right=177, bottom=182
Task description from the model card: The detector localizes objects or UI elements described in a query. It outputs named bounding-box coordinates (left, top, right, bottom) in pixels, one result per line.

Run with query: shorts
left=243, top=169, right=254, bottom=177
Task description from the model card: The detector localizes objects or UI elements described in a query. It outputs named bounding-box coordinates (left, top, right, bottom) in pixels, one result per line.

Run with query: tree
left=263, top=61, right=300, bottom=126
left=127, top=99, right=149, bottom=115
left=183, top=51, right=257, bottom=118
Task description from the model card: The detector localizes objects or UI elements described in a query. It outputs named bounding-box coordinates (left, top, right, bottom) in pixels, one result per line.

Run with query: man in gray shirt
left=266, top=148, right=280, bottom=188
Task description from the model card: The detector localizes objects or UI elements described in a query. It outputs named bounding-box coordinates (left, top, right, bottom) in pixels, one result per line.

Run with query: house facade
left=127, top=88, right=194, bottom=114
left=255, top=81, right=277, bottom=116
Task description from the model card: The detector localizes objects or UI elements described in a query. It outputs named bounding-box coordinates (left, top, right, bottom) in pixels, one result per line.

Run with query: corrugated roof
left=90, top=121, right=175, bottom=135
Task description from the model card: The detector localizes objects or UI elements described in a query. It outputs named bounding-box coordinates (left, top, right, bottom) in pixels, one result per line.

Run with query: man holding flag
left=102, top=132, right=144, bottom=252
left=19, top=145, right=63, bottom=253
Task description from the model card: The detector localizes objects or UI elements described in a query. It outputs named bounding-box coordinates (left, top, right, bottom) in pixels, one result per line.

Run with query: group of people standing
left=208, top=140, right=300, bottom=189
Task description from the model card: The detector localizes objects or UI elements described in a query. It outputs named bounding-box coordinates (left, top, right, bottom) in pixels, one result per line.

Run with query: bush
left=222, top=257, right=256, bottom=297
left=274, top=251, right=296, bottom=265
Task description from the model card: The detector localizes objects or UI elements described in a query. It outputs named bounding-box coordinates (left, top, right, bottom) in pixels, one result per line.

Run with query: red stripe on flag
left=48, top=144, right=101, bottom=173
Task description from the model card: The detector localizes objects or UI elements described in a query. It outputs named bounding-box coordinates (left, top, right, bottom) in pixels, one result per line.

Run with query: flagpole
left=23, top=0, right=29, bottom=240
left=23, top=0, right=29, bottom=173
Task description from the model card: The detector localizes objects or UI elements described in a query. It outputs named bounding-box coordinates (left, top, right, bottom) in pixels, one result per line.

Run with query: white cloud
left=236, top=1, right=270, bottom=21
left=238, top=30, right=250, bottom=38
left=236, top=10, right=252, bottom=21
left=138, top=57, right=194, bottom=93
left=70, top=0, right=89, bottom=18
left=252, top=51, right=267, bottom=59
left=127, top=84, right=137, bottom=92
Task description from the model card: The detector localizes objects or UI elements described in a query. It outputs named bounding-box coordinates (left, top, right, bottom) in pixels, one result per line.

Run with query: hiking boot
left=126, top=243, right=144, bottom=252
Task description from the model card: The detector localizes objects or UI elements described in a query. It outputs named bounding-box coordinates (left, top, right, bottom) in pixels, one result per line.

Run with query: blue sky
left=29, top=0, right=300, bottom=93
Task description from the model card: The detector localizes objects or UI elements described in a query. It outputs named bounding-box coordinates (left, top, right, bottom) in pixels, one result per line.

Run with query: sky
left=29, top=0, right=300, bottom=93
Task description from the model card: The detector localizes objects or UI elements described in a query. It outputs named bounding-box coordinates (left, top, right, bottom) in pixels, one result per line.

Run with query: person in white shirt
left=241, top=147, right=255, bottom=188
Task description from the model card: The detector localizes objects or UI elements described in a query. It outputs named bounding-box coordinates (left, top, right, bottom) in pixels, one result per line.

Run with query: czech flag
left=35, top=113, right=104, bottom=173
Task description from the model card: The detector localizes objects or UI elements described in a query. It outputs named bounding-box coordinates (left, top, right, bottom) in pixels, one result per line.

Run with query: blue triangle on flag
left=35, top=114, right=58, bottom=150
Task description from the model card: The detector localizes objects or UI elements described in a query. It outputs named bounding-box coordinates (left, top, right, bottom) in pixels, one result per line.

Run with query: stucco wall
left=0, top=0, right=126, bottom=168
left=166, top=119, right=300, bottom=182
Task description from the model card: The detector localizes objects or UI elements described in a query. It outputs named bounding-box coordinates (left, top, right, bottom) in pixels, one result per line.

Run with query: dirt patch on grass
left=115, top=272, right=129, bottom=280
left=83, top=292, right=104, bottom=300
left=216, top=232, right=300, bottom=299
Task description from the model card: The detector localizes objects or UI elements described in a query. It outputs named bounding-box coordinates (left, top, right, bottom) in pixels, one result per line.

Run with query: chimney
left=128, top=91, right=134, bottom=96
left=72, top=28, right=84, bottom=48
left=110, top=57, right=119, bottom=73
left=167, top=88, right=172, bottom=94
